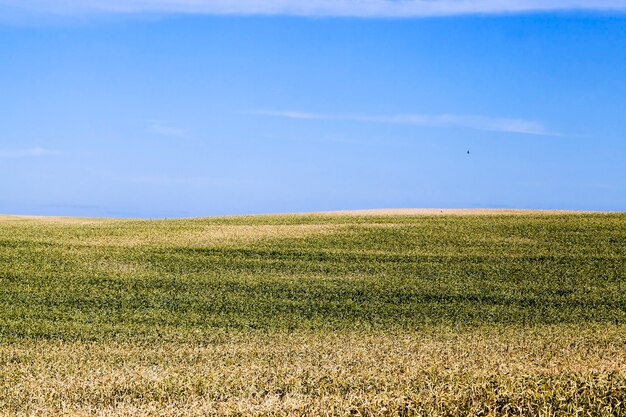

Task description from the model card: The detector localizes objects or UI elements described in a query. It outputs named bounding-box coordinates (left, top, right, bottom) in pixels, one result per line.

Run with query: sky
left=1, top=1, right=625, bottom=217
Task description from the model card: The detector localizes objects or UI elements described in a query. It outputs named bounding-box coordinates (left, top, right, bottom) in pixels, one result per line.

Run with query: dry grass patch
left=2, top=326, right=625, bottom=416
left=305, top=208, right=599, bottom=216
left=73, top=224, right=346, bottom=249
left=0, top=215, right=113, bottom=225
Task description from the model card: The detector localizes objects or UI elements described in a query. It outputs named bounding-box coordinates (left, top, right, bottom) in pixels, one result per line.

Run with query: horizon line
left=1, top=208, right=621, bottom=221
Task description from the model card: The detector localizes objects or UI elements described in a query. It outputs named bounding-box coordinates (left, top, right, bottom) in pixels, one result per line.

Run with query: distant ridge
left=0, top=209, right=617, bottom=222
left=302, top=208, right=606, bottom=216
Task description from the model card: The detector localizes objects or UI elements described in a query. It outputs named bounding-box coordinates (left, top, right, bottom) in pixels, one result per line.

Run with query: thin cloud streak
left=0, top=147, right=62, bottom=158
left=149, top=121, right=186, bottom=137
left=258, top=111, right=558, bottom=136
left=118, top=175, right=241, bottom=187
left=2, top=0, right=626, bottom=17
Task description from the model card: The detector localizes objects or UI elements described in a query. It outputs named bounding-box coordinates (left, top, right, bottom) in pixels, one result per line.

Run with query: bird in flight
left=467, top=150, right=470, bottom=155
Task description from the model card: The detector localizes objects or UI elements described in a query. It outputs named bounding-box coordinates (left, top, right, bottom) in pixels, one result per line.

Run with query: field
left=1, top=211, right=625, bottom=416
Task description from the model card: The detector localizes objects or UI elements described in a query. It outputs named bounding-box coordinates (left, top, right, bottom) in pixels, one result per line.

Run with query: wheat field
left=1, top=212, right=625, bottom=416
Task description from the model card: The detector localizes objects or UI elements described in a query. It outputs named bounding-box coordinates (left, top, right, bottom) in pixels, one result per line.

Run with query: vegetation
left=1, top=212, right=625, bottom=415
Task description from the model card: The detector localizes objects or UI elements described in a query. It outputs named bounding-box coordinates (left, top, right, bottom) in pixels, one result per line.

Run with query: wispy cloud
left=0, top=147, right=62, bottom=158
left=149, top=121, right=186, bottom=137
left=2, top=0, right=626, bottom=17
left=257, top=110, right=558, bottom=136
left=118, top=175, right=237, bottom=187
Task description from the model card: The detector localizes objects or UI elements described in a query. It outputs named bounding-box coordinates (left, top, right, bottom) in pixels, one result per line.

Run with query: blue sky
left=1, top=1, right=625, bottom=217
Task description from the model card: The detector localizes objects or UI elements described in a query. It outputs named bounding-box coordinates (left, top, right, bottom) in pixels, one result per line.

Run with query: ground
left=1, top=211, right=625, bottom=416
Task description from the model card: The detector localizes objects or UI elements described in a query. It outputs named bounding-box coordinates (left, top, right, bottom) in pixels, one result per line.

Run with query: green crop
left=1, top=212, right=625, bottom=416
